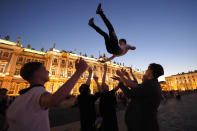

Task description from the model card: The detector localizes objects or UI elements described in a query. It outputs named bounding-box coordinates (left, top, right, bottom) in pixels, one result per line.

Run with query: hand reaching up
left=129, top=67, right=134, bottom=75
left=111, top=76, right=121, bottom=81
left=88, top=67, right=93, bottom=74
left=116, top=70, right=123, bottom=77
left=104, top=64, right=107, bottom=71
left=75, top=58, right=88, bottom=73
left=121, top=68, right=130, bottom=78
left=93, top=75, right=99, bottom=82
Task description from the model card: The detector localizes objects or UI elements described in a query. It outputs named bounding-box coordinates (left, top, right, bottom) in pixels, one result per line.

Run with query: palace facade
left=165, top=71, right=197, bottom=91
left=0, top=38, right=144, bottom=96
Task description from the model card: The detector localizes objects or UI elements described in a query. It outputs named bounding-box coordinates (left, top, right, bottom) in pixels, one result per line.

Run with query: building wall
left=0, top=39, right=144, bottom=96
left=165, top=72, right=197, bottom=91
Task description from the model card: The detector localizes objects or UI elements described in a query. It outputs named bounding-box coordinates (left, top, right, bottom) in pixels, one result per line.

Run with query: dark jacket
left=99, top=90, right=118, bottom=131
left=78, top=92, right=100, bottom=131
left=119, top=79, right=162, bottom=131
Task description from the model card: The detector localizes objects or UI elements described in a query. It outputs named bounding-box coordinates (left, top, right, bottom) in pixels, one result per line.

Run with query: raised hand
left=111, top=76, right=121, bottom=81
left=129, top=67, right=133, bottom=74
left=88, top=67, right=93, bottom=74
left=116, top=70, right=123, bottom=77
left=104, top=64, right=107, bottom=71
left=75, top=58, right=88, bottom=73
left=121, top=68, right=129, bottom=78
left=93, top=75, right=99, bottom=82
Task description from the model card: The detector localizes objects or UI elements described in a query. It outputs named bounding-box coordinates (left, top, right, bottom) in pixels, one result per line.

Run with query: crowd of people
left=0, top=57, right=165, bottom=131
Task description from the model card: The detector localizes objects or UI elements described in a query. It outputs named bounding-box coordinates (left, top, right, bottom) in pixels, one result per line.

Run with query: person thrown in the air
left=89, top=3, right=136, bottom=62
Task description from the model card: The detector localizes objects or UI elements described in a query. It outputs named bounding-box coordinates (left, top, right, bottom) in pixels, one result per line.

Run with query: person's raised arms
left=129, top=67, right=138, bottom=84
left=102, top=64, right=107, bottom=86
left=86, top=67, right=93, bottom=86
left=116, top=70, right=138, bottom=88
left=93, top=75, right=103, bottom=92
left=40, top=58, right=88, bottom=108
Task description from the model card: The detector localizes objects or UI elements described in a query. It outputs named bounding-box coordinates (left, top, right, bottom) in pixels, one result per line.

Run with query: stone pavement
left=51, top=93, right=197, bottom=131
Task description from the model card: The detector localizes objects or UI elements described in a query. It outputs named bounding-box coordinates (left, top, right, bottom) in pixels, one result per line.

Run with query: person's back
left=125, top=79, right=162, bottom=131
left=78, top=94, right=97, bottom=124
left=99, top=90, right=118, bottom=131
left=6, top=86, right=49, bottom=131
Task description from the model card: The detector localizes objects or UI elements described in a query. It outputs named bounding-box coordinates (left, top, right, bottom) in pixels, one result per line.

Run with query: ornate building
left=0, top=38, right=144, bottom=96
left=165, top=71, right=197, bottom=91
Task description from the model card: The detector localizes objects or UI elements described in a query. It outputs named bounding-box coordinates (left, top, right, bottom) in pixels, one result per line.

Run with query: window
left=26, top=59, right=31, bottom=63
left=14, top=69, right=20, bottom=75
left=112, top=69, right=115, bottom=74
left=51, top=69, right=56, bottom=75
left=0, top=64, right=5, bottom=73
left=18, top=57, right=23, bottom=62
left=3, top=52, right=9, bottom=57
left=93, top=65, right=97, bottom=71
left=61, top=60, right=66, bottom=67
left=68, top=61, right=73, bottom=68
left=67, top=70, right=72, bottom=77
left=60, top=70, right=64, bottom=77
left=54, top=58, right=58, bottom=63
left=62, top=60, right=65, bottom=64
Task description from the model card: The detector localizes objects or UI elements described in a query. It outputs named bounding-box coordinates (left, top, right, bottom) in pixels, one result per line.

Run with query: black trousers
left=91, top=12, right=121, bottom=55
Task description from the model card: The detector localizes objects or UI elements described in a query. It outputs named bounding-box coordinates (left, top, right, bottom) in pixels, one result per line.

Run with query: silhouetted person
left=6, top=59, right=88, bottom=131
left=0, top=88, right=9, bottom=131
left=78, top=68, right=102, bottom=131
left=114, top=63, right=164, bottom=131
left=94, top=64, right=119, bottom=131
left=88, top=3, right=136, bottom=62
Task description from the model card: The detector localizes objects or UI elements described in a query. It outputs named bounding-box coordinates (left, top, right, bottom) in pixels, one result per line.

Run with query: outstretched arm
left=116, top=70, right=138, bottom=88
left=129, top=67, right=138, bottom=84
left=86, top=67, right=93, bottom=85
left=102, top=64, right=107, bottom=86
left=40, top=58, right=87, bottom=108
left=104, top=55, right=116, bottom=62
left=93, top=75, right=103, bottom=92
left=128, top=45, right=136, bottom=50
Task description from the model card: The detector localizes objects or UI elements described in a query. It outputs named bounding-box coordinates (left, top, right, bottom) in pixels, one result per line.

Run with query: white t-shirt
left=6, top=86, right=50, bottom=131
left=118, top=44, right=130, bottom=56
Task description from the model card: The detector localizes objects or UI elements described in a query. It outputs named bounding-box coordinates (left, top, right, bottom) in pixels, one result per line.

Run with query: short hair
left=79, top=84, right=90, bottom=95
left=20, top=62, right=43, bottom=82
left=148, top=63, right=164, bottom=79
left=119, top=39, right=127, bottom=44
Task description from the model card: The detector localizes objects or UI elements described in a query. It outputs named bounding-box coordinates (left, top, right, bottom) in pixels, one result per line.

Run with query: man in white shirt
left=6, top=58, right=88, bottom=131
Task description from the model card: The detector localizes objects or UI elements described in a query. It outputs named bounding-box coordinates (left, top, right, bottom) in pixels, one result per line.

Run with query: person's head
left=79, top=84, right=90, bottom=95
left=144, top=63, right=164, bottom=80
left=102, top=83, right=109, bottom=92
left=119, top=39, right=127, bottom=46
left=20, top=62, right=49, bottom=84
left=0, top=88, right=8, bottom=98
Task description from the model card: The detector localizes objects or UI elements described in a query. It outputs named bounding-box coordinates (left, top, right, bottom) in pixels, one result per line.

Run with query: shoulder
left=30, top=86, right=47, bottom=93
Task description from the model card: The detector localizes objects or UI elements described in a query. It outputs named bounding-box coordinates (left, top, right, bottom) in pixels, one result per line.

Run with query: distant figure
left=6, top=58, right=88, bottom=131
left=176, top=92, right=181, bottom=100
left=78, top=68, right=102, bottom=131
left=89, top=4, right=136, bottom=62
left=94, top=64, right=119, bottom=131
left=113, top=63, right=164, bottom=131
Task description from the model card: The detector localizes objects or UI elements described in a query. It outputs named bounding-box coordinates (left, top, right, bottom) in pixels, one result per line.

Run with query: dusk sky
left=0, top=0, right=197, bottom=81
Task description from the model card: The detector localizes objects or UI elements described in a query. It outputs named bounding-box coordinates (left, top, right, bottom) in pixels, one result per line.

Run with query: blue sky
left=0, top=0, right=197, bottom=81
